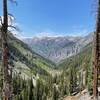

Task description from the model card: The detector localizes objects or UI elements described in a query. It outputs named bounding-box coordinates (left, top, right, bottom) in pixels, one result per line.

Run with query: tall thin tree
left=1, top=0, right=12, bottom=99
left=93, top=0, right=100, bottom=99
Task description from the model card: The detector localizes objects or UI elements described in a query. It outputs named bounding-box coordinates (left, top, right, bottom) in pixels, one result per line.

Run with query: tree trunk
left=93, top=0, right=100, bottom=99
left=2, top=0, right=12, bottom=100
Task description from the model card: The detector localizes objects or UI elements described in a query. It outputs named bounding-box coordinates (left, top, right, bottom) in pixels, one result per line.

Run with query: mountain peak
left=22, top=34, right=92, bottom=63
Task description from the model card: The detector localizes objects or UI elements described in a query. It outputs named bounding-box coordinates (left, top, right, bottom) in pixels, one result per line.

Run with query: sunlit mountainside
left=22, top=33, right=93, bottom=63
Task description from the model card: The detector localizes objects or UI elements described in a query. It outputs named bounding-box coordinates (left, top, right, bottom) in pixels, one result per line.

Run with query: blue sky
left=0, top=0, right=96, bottom=37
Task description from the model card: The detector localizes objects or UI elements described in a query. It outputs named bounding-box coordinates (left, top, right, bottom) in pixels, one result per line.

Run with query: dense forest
left=0, top=33, right=93, bottom=100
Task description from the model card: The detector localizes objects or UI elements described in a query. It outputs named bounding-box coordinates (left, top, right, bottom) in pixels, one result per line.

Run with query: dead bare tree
left=1, top=0, right=12, bottom=100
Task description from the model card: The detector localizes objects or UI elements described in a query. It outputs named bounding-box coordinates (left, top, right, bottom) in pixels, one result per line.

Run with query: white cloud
left=13, top=28, right=90, bottom=40
left=33, top=32, right=56, bottom=37
left=32, top=31, right=67, bottom=38
left=34, top=32, right=52, bottom=37
left=31, top=29, right=89, bottom=38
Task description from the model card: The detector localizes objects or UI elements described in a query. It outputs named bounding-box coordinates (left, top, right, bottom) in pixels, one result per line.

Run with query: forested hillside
left=8, top=33, right=56, bottom=76
left=0, top=33, right=94, bottom=100
left=0, top=33, right=59, bottom=100
left=58, top=42, right=93, bottom=95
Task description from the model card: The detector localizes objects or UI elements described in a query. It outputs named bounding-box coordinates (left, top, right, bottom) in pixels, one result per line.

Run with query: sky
left=0, top=0, right=97, bottom=37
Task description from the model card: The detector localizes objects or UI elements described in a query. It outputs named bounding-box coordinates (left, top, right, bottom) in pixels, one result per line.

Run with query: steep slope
left=58, top=42, right=93, bottom=94
left=22, top=34, right=92, bottom=63
left=0, top=33, right=93, bottom=99
left=58, top=42, right=92, bottom=69
left=0, top=33, right=56, bottom=79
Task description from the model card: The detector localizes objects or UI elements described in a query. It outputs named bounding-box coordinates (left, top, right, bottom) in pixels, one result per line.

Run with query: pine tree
left=69, top=67, right=73, bottom=95
left=52, top=85, right=59, bottom=100
left=28, top=78, right=34, bottom=100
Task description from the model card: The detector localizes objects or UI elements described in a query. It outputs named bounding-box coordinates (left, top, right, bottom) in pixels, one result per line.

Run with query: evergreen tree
left=28, top=78, right=34, bottom=100
left=52, top=85, right=59, bottom=100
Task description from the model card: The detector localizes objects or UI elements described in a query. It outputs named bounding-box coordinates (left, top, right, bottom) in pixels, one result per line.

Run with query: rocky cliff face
left=22, top=34, right=93, bottom=63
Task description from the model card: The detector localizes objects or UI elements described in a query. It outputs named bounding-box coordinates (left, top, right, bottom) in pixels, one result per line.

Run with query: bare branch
left=8, top=25, right=21, bottom=32
left=8, top=14, right=15, bottom=26
left=8, top=13, right=15, bottom=20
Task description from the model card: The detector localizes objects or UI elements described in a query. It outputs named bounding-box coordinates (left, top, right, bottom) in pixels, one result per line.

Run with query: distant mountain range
left=22, top=33, right=93, bottom=63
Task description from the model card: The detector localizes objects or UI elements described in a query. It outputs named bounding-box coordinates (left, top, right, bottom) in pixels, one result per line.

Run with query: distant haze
left=22, top=33, right=93, bottom=63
